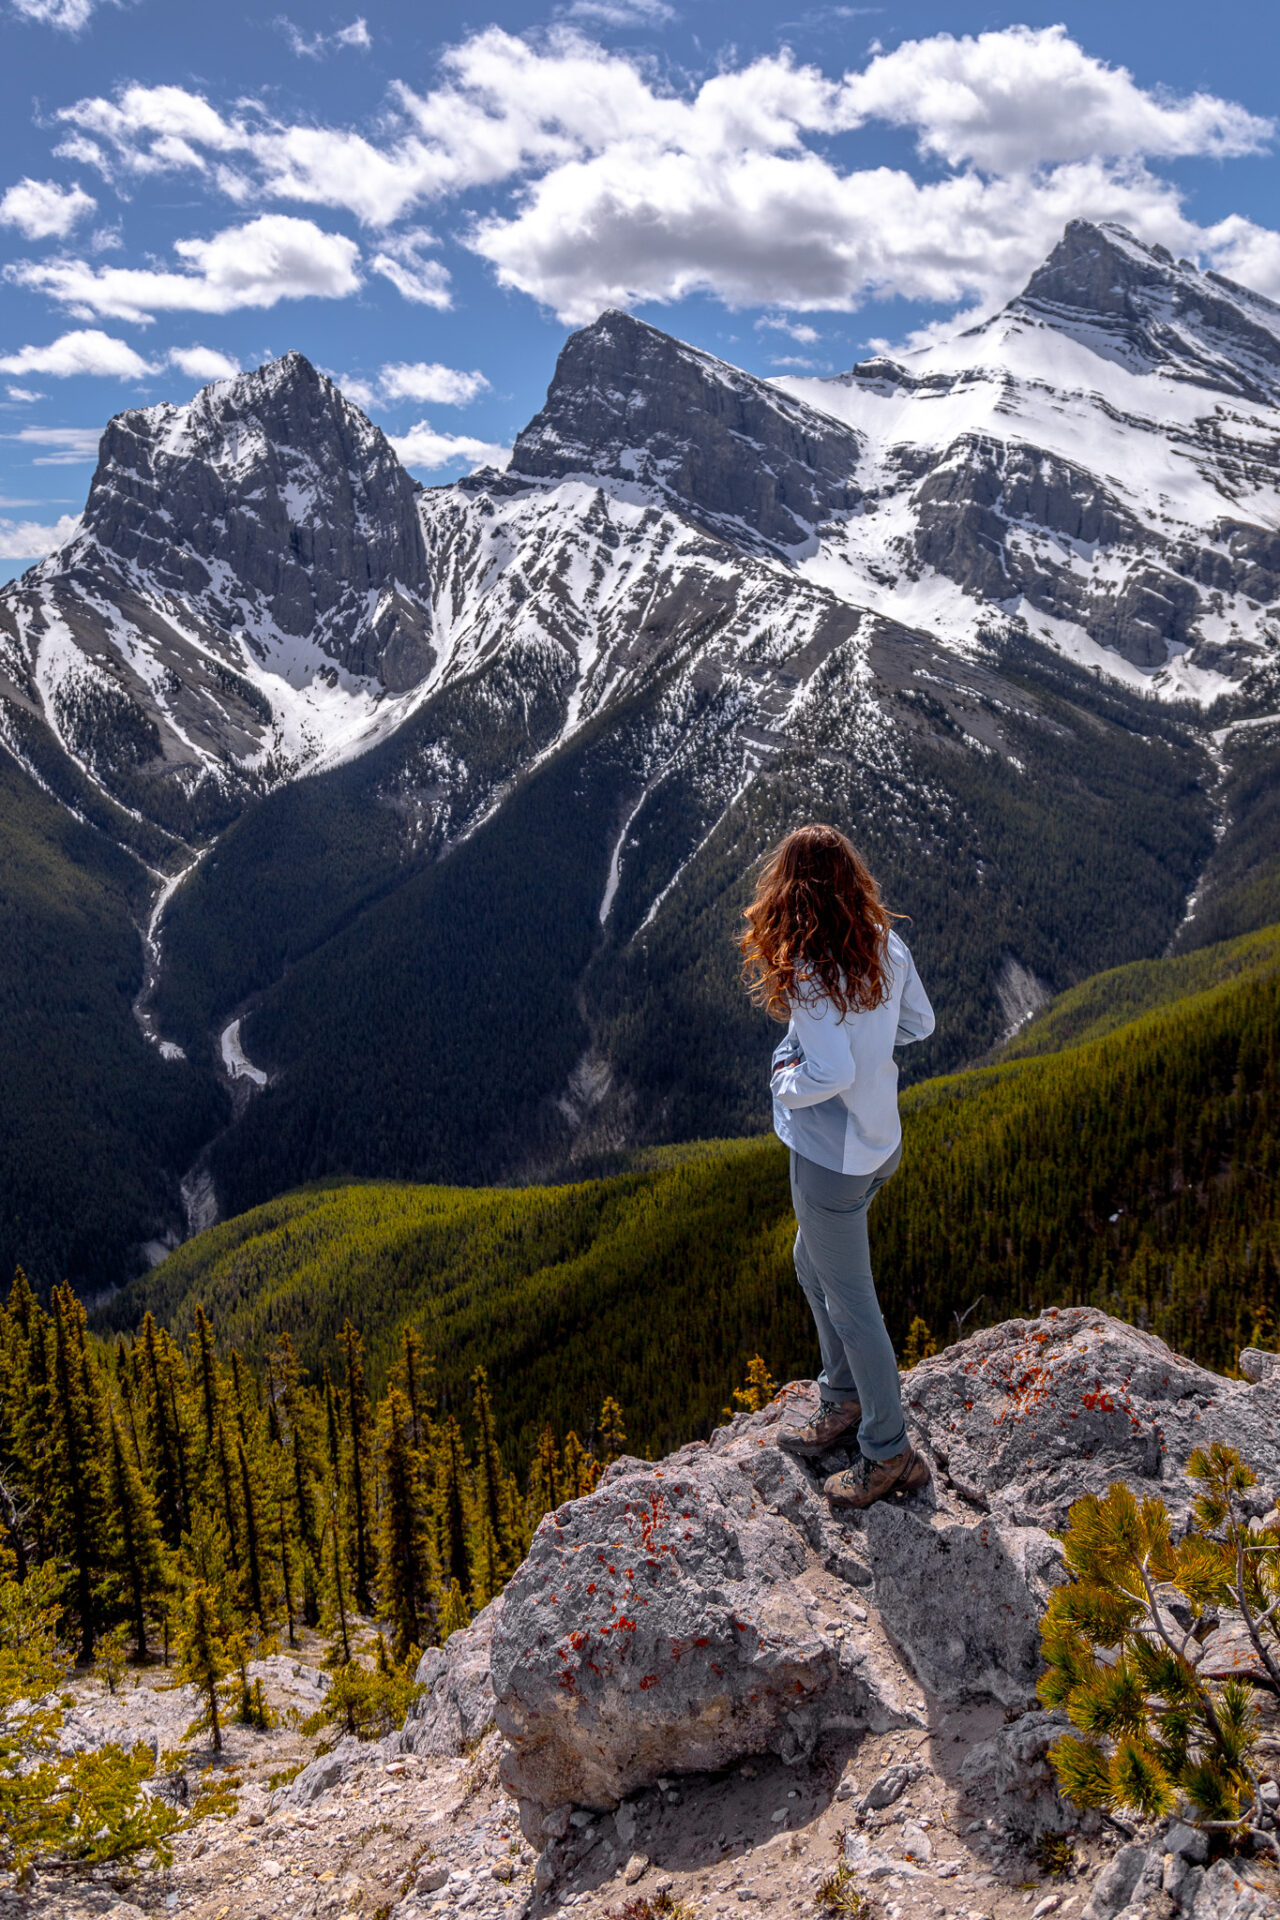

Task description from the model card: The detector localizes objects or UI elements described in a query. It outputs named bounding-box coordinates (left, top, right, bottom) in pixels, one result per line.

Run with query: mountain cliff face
left=507, top=308, right=864, bottom=551
left=0, top=353, right=434, bottom=838
left=2, top=220, right=1279, bottom=1287
left=776, top=221, right=1280, bottom=694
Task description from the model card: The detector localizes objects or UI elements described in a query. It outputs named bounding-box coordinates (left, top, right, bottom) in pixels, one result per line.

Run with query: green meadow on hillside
left=98, top=925, right=1280, bottom=1467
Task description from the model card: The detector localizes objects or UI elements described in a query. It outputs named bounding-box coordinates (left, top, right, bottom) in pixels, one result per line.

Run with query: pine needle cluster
left=1040, top=1450, right=1280, bottom=1836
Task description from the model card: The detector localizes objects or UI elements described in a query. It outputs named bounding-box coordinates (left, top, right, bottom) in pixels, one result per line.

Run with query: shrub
left=1039, top=1455, right=1279, bottom=1835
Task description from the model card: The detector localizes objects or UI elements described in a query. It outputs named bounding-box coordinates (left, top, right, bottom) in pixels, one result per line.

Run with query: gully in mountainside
left=741, top=825, right=936, bottom=1511
left=130, top=849, right=207, bottom=1061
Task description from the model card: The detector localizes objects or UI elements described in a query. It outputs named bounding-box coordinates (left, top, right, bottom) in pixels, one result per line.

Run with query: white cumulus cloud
left=390, top=420, right=509, bottom=472
left=560, top=0, right=674, bottom=24
left=7, top=214, right=361, bottom=324
left=841, top=26, right=1271, bottom=173
left=0, top=511, right=80, bottom=558
left=0, top=328, right=154, bottom=378
left=9, top=0, right=101, bottom=28
left=0, top=178, right=96, bottom=240
left=376, top=361, right=488, bottom=404
left=369, top=228, right=452, bottom=306
left=166, top=345, right=241, bottom=380
left=26, top=26, right=1280, bottom=327
left=6, top=387, right=44, bottom=402
left=756, top=314, right=820, bottom=344
left=279, top=14, right=371, bottom=57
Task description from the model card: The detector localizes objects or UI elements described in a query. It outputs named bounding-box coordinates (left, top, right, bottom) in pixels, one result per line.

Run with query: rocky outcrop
left=901, top=1306, right=1280, bottom=1530
left=1081, top=1826, right=1278, bottom=1920
left=401, top=1601, right=501, bottom=1759
left=1016, top=219, right=1280, bottom=402
left=412, top=1307, right=1280, bottom=1859
left=508, top=309, right=862, bottom=551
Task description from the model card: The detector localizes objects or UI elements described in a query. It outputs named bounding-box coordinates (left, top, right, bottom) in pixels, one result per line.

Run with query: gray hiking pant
left=789, top=1142, right=906, bottom=1462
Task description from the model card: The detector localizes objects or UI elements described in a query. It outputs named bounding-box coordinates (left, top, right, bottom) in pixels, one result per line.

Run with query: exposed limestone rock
left=408, top=1306, right=1280, bottom=1895
left=490, top=1432, right=923, bottom=1828
left=509, top=308, right=863, bottom=551
left=402, top=1601, right=501, bottom=1758
left=958, top=1709, right=1076, bottom=1839
left=902, top=1306, right=1280, bottom=1530
left=83, top=352, right=434, bottom=689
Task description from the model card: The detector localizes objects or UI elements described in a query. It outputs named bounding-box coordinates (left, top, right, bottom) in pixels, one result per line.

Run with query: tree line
left=0, top=1272, right=628, bottom=1676
left=101, top=937, right=1280, bottom=1466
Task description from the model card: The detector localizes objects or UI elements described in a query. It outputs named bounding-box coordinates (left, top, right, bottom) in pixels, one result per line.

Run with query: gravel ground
left=9, top=1640, right=1278, bottom=1920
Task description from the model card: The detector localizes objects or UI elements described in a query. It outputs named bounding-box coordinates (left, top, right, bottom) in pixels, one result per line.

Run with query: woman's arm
left=894, top=946, right=936, bottom=1046
left=770, top=996, right=856, bottom=1109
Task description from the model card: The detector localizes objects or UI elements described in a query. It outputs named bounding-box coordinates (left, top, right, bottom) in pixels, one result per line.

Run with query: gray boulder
left=1187, top=1860, right=1280, bottom=1918
left=958, top=1710, right=1077, bottom=1839
left=270, top=1737, right=358, bottom=1811
left=902, top=1307, right=1280, bottom=1531
left=404, top=1310, right=1280, bottom=1846
left=490, top=1432, right=922, bottom=1826
left=400, top=1600, right=502, bottom=1757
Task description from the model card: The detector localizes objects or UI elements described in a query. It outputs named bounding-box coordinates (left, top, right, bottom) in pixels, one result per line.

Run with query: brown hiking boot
left=824, top=1447, right=930, bottom=1511
left=778, top=1398, right=862, bottom=1457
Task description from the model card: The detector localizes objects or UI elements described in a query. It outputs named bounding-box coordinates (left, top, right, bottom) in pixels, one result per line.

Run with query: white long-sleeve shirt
left=769, top=930, right=935, bottom=1174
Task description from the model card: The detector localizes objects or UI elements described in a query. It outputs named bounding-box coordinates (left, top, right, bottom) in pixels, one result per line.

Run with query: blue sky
left=1, top=0, right=1278, bottom=579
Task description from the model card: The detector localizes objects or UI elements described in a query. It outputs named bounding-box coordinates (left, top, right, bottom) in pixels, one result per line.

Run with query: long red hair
left=740, top=824, right=895, bottom=1022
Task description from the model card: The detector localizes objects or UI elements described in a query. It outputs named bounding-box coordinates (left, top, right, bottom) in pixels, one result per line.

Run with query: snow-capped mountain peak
left=773, top=220, right=1280, bottom=700
left=3, top=220, right=1279, bottom=864
left=507, top=307, right=863, bottom=555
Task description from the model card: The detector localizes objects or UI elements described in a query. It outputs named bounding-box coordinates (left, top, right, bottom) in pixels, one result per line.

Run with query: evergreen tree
left=525, top=1425, right=560, bottom=1535
left=470, top=1367, right=511, bottom=1583
left=271, top=1333, right=322, bottom=1628
left=138, top=1316, right=187, bottom=1548
left=378, top=1387, right=428, bottom=1657
left=390, top=1328, right=434, bottom=1451
left=175, top=1582, right=231, bottom=1753
left=192, top=1305, right=219, bottom=1449
left=435, top=1415, right=471, bottom=1602
left=48, top=1287, right=108, bottom=1663
left=558, top=1432, right=598, bottom=1504
left=236, top=1434, right=267, bottom=1627
left=598, top=1397, right=627, bottom=1466
left=106, top=1411, right=166, bottom=1661
left=438, top=1579, right=470, bottom=1643
left=322, top=1504, right=352, bottom=1665
left=211, top=1414, right=241, bottom=1575
left=339, top=1321, right=376, bottom=1614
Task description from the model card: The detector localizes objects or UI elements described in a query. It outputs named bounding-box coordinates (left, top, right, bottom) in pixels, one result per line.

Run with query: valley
left=95, top=917, right=1280, bottom=1464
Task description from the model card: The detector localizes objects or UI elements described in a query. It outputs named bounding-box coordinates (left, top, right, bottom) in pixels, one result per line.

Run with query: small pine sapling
left=814, top=1832, right=871, bottom=1915
left=96, top=1622, right=130, bottom=1695
left=901, top=1317, right=937, bottom=1369
left=439, top=1578, right=471, bottom=1642
left=597, top=1397, right=627, bottom=1467
left=1040, top=1474, right=1274, bottom=1836
left=1186, top=1444, right=1280, bottom=1694
left=732, top=1356, right=778, bottom=1414
left=0, top=1555, right=178, bottom=1884
left=175, top=1581, right=233, bottom=1754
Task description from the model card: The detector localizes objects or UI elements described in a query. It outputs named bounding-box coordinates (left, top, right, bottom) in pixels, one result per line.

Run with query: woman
left=741, top=824, right=935, bottom=1512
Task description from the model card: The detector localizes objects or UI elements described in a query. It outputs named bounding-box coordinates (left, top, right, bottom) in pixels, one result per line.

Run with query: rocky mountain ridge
left=4, top=219, right=1279, bottom=856
left=3, top=219, right=1280, bottom=1282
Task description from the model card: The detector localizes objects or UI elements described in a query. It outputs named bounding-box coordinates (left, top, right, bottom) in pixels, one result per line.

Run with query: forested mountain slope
left=98, top=923, right=1280, bottom=1466
left=4, top=220, right=1280, bottom=1292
